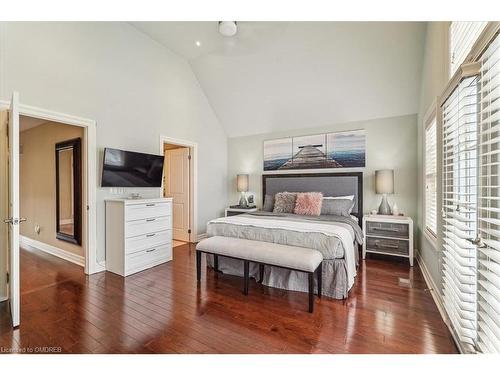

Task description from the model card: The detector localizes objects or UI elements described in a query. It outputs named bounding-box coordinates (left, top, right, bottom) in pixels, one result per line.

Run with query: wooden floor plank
left=0, top=243, right=458, bottom=353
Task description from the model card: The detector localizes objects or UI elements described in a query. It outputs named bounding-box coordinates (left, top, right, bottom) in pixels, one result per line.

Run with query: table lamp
left=375, top=169, right=394, bottom=215
left=237, top=174, right=249, bottom=208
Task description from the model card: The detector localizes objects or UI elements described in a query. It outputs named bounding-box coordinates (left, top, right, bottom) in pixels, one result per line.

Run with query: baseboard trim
left=0, top=295, right=7, bottom=303
left=415, top=250, right=465, bottom=354
left=195, top=233, right=207, bottom=242
left=20, top=236, right=85, bottom=267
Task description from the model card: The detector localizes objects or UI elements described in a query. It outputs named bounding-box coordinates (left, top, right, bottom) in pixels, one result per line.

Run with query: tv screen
left=101, top=148, right=164, bottom=188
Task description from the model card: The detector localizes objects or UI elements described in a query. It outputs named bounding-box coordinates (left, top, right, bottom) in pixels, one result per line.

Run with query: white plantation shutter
left=425, top=118, right=438, bottom=237
left=477, top=33, right=500, bottom=353
left=450, top=22, right=488, bottom=78
left=442, top=74, right=479, bottom=352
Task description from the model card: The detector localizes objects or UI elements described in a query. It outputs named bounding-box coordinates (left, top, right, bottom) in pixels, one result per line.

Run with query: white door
left=5, top=92, right=21, bottom=327
left=164, top=147, right=190, bottom=242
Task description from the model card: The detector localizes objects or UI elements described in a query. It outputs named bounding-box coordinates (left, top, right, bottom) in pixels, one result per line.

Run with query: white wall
left=0, top=22, right=228, bottom=263
left=227, top=114, right=418, bottom=234
left=416, top=22, right=449, bottom=289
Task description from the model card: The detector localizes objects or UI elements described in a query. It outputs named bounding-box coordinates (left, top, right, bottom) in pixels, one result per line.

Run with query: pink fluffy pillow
left=294, top=192, right=323, bottom=216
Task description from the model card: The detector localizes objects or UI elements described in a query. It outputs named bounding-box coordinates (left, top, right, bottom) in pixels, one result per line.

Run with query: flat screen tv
left=101, top=148, right=164, bottom=188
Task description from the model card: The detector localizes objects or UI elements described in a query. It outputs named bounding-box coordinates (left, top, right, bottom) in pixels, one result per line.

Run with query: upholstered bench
left=195, top=236, right=324, bottom=313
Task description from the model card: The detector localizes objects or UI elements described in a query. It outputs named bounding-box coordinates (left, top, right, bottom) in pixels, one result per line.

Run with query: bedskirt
left=206, top=255, right=350, bottom=299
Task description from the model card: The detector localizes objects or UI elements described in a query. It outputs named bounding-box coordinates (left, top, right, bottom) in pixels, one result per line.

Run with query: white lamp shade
left=237, top=174, right=249, bottom=192
left=375, top=169, right=394, bottom=194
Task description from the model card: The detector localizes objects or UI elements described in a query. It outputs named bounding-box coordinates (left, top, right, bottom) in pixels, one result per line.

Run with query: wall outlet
left=34, top=224, right=41, bottom=235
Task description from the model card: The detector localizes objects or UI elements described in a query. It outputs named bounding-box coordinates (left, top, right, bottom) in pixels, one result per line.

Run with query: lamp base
left=238, top=192, right=248, bottom=208
left=378, top=194, right=392, bottom=215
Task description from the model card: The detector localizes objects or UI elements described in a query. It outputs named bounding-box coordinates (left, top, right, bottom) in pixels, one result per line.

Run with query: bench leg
left=308, top=272, right=314, bottom=313
left=214, top=254, right=219, bottom=273
left=196, top=250, right=202, bottom=282
left=317, top=263, right=322, bottom=298
left=259, top=264, right=265, bottom=283
left=243, top=260, right=249, bottom=295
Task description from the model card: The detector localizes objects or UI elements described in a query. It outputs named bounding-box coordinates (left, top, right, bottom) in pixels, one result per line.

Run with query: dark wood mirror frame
left=55, top=138, right=82, bottom=245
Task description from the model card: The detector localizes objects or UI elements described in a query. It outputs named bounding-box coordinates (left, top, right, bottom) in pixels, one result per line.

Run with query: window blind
left=442, top=74, right=479, bottom=352
left=450, top=22, right=488, bottom=78
left=477, top=33, right=500, bottom=353
left=425, top=118, right=438, bottom=237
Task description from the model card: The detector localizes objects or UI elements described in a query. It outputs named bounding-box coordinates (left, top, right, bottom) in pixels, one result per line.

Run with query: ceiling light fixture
left=195, top=40, right=201, bottom=47
left=218, top=21, right=238, bottom=37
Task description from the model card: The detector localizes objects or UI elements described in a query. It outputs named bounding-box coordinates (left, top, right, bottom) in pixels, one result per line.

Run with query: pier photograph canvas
left=326, top=130, right=366, bottom=168
left=263, top=137, right=293, bottom=171
left=263, top=130, right=366, bottom=171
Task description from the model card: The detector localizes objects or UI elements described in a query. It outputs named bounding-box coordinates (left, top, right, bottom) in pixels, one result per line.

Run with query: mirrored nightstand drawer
left=366, top=221, right=409, bottom=239
left=366, top=237, right=409, bottom=256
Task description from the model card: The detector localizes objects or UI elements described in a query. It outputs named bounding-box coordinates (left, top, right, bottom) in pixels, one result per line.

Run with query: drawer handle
left=373, top=227, right=401, bottom=233
left=374, top=241, right=399, bottom=249
left=146, top=233, right=156, bottom=237
left=146, top=204, right=156, bottom=207
left=146, top=248, right=156, bottom=253
left=146, top=218, right=156, bottom=222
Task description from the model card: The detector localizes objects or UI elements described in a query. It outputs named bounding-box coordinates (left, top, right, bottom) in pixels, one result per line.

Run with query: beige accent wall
left=20, top=121, right=85, bottom=256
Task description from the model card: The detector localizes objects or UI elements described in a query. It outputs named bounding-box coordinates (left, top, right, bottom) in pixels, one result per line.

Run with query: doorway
left=1, top=93, right=100, bottom=328
left=160, top=136, right=197, bottom=245
left=19, top=116, right=86, bottom=266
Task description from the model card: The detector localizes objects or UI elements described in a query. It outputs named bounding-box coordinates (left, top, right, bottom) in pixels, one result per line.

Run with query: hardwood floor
left=0, top=244, right=458, bottom=354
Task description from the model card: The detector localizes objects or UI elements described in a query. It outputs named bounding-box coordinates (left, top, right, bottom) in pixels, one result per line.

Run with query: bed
left=206, top=172, right=363, bottom=299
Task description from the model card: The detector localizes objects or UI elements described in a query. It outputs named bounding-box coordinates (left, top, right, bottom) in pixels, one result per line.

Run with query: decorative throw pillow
left=321, top=198, right=354, bottom=217
left=273, top=192, right=297, bottom=213
left=294, top=192, right=323, bottom=216
left=262, top=194, right=275, bottom=212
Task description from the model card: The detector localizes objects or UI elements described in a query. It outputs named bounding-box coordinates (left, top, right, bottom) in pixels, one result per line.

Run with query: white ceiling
left=131, top=22, right=427, bottom=137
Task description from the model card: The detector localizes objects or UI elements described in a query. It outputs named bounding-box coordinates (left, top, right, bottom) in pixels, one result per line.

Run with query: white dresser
left=105, top=197, right=173, bottom=276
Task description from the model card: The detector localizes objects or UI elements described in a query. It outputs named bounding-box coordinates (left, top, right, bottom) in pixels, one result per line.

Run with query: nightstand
left=225, top=207, right=258, bottom=217
left=362, top=215, right=414, bottom=266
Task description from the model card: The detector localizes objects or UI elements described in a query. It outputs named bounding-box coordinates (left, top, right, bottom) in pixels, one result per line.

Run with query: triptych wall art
left=263, top=130, right=366, bottom=171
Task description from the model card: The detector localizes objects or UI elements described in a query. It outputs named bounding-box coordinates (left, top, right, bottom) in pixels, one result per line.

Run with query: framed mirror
left=55, top=138, right=82, bottom=245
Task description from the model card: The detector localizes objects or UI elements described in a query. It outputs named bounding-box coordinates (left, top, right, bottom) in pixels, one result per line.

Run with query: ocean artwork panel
left=326, top=130, right=366, bottom=168
left=263, top=138, right=293, bottom=171
left=263, top=130, right=366, bottom=171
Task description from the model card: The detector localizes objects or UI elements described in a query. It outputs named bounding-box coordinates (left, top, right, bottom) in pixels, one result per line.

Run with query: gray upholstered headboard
left=262, top=172, right=363, bottom=225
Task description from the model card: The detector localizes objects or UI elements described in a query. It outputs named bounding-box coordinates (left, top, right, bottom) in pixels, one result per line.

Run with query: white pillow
left=323, top=195, right=354, bottom=201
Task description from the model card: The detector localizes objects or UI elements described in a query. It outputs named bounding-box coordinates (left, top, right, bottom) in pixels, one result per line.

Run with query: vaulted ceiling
left=131, top=22, right=426, bottom=137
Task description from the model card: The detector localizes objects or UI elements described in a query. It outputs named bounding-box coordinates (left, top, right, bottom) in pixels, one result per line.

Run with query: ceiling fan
left=218, top=21, right=238, bottom=37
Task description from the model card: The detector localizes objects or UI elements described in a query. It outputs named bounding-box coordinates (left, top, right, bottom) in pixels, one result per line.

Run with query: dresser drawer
left=125, top=230, right=171, bottom=254
left=366, top=221, right=409, bottom=239
left=366, top=237, right=409, bottom=256
left=125, top=201, right=171, bottom=221
left=125, top=216, right=171, bottom=238
left=125, top=244, right=172, bottom=275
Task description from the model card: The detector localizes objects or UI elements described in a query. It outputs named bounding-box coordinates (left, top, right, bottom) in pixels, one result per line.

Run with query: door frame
left=159, top=135, right=197, bottom=243
left=0, top=99, right=103, bottom=275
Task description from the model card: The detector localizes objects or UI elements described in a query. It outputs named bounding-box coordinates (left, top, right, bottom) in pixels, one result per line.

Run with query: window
left=477, top=33, right=500, bottom=353
left=425, top=116, right=438, bottom=238
left=442, top=75, right=479, bottom=353
left=449, top=22, right=488, bottom=78
left=440, top=29, right=500, bottom=353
